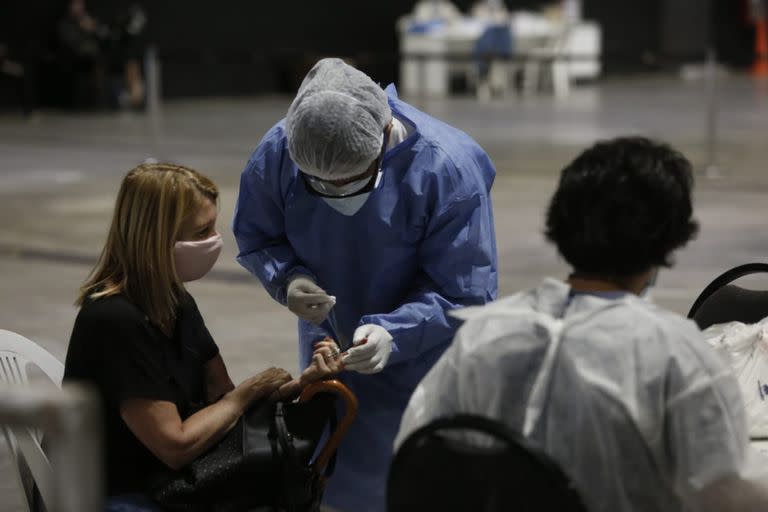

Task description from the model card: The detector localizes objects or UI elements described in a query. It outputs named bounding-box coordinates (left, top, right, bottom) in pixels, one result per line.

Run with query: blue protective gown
left=233, top=85, right=498, bottom=512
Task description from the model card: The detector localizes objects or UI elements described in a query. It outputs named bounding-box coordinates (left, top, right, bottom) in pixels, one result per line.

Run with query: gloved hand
left=286, top=276, right=336, bottom=325
left=342, top=324, right=393, bottom=374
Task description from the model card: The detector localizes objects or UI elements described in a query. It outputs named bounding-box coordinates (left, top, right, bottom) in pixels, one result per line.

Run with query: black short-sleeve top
left=64, top=291, right=220, bottom=496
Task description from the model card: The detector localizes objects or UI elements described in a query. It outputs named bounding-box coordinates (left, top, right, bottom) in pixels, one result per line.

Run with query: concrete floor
left=1, top=73, right=768, bottom=510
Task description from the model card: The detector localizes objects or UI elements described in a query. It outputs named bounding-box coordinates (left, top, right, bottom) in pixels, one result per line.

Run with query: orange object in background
left=752, top=3, right=768, bottom=76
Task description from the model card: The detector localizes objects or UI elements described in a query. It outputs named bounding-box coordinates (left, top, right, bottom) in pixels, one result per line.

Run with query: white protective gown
left=396, top=278, right=768, bottom=512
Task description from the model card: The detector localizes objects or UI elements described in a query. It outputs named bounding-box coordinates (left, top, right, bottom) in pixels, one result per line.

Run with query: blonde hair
left=77, top=163, right=218, bottom=334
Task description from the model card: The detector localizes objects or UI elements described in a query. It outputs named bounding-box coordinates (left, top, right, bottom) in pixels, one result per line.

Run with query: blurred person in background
left=56, top=0, right=146, bottom=109
left=396, top=137, right=768, bottom=512
left=56, top=0, right=108, bottom=107
left=109, top=2, right=147, bottom=109
left=65, top=163, right=343, bottom=511
left=233, top=57, right=498, bottom=512
left=0, top=42, right=36, bottom=115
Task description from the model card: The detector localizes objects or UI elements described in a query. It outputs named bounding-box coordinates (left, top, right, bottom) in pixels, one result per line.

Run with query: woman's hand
left=305, top=338, right=345, bottom=379
left=231, top=367, right=292, bottom=407
left=275, top=338, right=344, bottom=399
left=250, top=366, right=293, bottom=392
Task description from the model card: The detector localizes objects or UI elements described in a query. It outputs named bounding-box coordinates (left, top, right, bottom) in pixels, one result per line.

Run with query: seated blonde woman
left=64, top=163, right=343, bottom=511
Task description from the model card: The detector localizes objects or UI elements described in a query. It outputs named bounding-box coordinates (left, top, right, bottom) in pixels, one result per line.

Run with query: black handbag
left=150, top=380, right=358, bottom=512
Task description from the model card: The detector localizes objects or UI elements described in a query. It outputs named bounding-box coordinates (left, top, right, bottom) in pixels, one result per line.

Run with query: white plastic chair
left=0, top=384, right=103, bottom=512
left=0, top=329, right=65, bottom=511
left=0, top=330, right=63, bottom=386
left=522, top=24, right=572, bottom=99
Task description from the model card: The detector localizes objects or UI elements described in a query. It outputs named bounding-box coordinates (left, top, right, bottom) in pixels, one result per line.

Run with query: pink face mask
left=174, top=233, right=223, bottom=282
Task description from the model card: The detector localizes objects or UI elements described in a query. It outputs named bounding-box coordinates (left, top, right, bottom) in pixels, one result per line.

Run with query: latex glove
left=286, top=276, right=336, bottom=325
left=342, top=324, right=393, bottom=374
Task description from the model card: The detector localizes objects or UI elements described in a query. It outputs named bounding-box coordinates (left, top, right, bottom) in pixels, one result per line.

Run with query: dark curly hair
left=545, top=137, right=699, bottom=278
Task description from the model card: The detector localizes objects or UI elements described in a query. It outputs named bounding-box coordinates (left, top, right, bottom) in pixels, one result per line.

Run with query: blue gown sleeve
left=360, top=162, right=498, bottom=366
left=232, top=125, right=315, bottom=305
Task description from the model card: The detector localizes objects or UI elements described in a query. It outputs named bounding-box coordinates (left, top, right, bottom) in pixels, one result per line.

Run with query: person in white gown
left=396, top=136, right=768, bottom=512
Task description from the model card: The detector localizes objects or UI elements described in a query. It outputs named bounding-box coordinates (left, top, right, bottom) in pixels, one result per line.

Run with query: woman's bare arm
left=120, top=367, right=291, bottom=470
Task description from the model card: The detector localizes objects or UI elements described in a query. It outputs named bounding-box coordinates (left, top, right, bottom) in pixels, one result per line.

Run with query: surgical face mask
left=174, top=232, right=223, bottom=282
left=321, top=170, right=384, bottom=216
left=322, top=193, right=371, bottom=216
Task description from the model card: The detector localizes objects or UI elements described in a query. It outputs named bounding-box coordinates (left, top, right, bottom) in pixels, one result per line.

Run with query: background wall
left=0, top=0, right=756, bottom=100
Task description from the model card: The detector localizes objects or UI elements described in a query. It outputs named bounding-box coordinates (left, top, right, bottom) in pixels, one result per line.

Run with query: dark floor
left=2, top=73, right=768, bottom=511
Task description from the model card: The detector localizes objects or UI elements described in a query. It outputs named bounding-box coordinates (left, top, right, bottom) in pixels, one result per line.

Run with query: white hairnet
left=285, top=58, right=392, bottom=181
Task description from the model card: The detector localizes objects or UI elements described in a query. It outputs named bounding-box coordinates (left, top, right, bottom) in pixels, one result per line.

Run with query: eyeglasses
left=300, top=131, right=389, bottom=199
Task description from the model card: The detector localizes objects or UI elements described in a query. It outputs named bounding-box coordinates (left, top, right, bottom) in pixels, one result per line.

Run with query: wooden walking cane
left=297, top=379, right=359, bottom=478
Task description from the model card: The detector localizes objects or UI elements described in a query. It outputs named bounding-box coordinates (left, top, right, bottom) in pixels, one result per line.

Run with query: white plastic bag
left=703, top=317, right=768, bottom=437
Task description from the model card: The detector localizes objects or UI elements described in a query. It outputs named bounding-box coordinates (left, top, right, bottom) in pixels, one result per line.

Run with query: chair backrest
left=0, top=330, right=64, bottom=387
left=0, top=329, right=65, bottom=511
left=688, top=263, right=768, bottom=329
left=387, top=414, right=588, bottom=512
left=0, top=384, right=103, bottom=512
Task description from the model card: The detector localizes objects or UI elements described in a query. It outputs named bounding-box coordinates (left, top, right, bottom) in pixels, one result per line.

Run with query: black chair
left=688, top=263, right=768, bottom=329
left=387, top=414, right=588, bottom=512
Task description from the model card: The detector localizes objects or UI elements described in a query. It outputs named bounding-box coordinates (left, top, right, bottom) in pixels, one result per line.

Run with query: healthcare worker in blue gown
left=232, top=58, right=498, bottom=512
